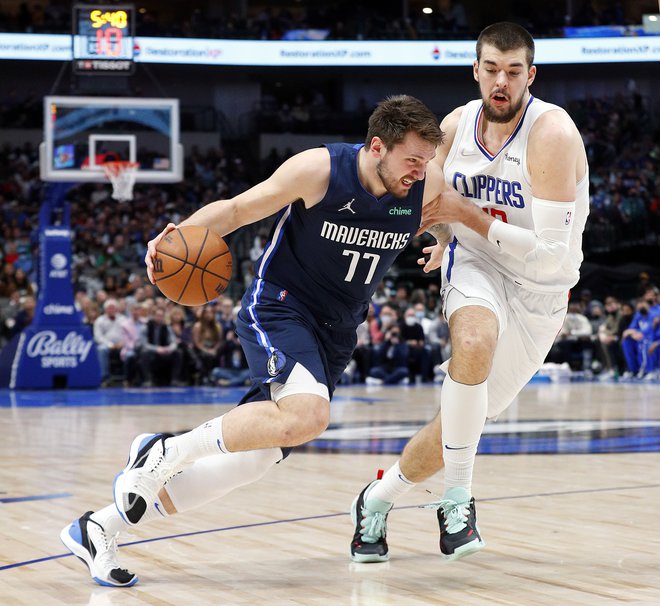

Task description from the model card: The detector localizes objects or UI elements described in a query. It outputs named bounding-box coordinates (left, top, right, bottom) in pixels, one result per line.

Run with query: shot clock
left=72, top=3, right=135, bottom=74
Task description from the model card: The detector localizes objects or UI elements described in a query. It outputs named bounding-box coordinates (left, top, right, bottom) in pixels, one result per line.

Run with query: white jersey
left=443, top=96, right=589, bottom=293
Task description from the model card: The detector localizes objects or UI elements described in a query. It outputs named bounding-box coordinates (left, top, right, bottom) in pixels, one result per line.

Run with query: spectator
left=0, top=262, right=17, bottom=297
left=138, top=307, right=179, bottom=387
left=400, top=306, right=430, bottom=382
left=549, top=301, right=594, bottom=371
left=170, top=305, right=199, bottom=385
left=366, top=324, right=410, bottom=386
left=7, top=293, right=35, bottom=338
left=596, top=296, right=624, bottom=378
left=371, top=303, right=398, bottom=345
left=121, top=303, right=143, bottom=386
left=93, top=298, right=128, bottom=386
left=212, top=330, right=251, bottom=387
left=10, top=267, right=33, bottom=298
left=621, top=299, right=656, bottom=379
left=191, top=305, right=224, bottom=383
left=216, top=295, right=237, bottom=335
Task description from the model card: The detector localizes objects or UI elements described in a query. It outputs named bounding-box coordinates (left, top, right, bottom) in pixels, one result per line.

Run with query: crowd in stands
left=0, top=1, right=645, bottom=41
left=569, top=91, right=660, bottom=251
left=546, top=281, right=660, bottom=381
left=87, top=290, right=250, bottom=387
left=4, top=264, right=659, bottom=388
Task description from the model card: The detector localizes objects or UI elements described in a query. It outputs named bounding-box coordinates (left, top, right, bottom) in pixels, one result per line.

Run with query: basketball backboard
left=40, top=96, right=182, bottom=183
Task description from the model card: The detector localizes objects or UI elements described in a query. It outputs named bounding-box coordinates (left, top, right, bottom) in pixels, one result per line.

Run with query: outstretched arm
left=144, top=148, right=331, bottom=283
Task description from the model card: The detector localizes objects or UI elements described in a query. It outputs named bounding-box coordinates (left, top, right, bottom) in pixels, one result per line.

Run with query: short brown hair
left=365, top=95, right=443, bottom=149
left=476, top=22, right=535, bottom=67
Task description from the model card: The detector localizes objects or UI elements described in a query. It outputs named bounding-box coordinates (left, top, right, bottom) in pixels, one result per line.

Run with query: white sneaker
left=60, top=511, right=137, bottom=587
left=114, top=433, right=181, bottom=525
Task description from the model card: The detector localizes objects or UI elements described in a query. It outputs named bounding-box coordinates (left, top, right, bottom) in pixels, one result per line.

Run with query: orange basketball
left=153, top=225, right=232, bottom=306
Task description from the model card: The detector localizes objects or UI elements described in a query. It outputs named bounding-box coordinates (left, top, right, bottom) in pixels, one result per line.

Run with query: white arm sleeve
left=487, top=197, right=576, bottom=275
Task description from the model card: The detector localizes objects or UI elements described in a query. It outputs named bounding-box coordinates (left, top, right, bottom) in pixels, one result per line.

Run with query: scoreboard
left=72, top=4, right=135, bottom=74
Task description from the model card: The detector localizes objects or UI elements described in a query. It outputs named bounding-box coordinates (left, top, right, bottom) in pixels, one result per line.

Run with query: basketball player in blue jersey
left=351, top=22, right=589, bottom=564
left=60, top=95, right=449, bottom=586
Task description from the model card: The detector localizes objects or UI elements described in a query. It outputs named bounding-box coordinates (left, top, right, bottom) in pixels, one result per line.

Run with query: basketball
left=153, top=225, right=232, bottom=306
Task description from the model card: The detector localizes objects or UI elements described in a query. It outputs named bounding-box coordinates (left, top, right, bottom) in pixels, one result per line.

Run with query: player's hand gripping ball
left=153, top=225, right=232, bottom=306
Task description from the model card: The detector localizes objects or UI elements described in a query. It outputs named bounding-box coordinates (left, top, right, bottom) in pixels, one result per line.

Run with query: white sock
left=166, top=415, right=228, bottom=464
left=367, top=461, right=415, bottom=505
left=440, top=373, right=488, bottom=496
left=165, top=447, right=283, bottom=513
left=90, top=505, right=132, bottom=536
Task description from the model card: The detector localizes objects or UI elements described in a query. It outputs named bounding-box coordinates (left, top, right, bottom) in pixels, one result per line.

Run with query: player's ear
left=370, top=136, right=384, bottom=157
left=527, top=64, right=537, bottom=87
left=473, top=60, right=479, bottom=82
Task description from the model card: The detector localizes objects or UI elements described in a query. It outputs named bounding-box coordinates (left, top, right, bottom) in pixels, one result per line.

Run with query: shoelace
left=420, top=497, right=470, bottom=534
left=126, top=442, right=179, bottom=501
left=146, top=441, right=172, bottom=481
left=360, top=507, right=387, bottom=543
left=95, top=531, right=130, bottom=573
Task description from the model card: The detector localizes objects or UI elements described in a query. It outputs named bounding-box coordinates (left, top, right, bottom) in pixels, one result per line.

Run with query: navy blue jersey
left=256, top=143, right=425, bottom=327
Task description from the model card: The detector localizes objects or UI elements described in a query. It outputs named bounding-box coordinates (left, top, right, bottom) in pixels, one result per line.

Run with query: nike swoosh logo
left=154, top=502, right=165, bottom=517
left=444, top=445, right=469, bottom=450
left=496, top=240, right=502, bottom=248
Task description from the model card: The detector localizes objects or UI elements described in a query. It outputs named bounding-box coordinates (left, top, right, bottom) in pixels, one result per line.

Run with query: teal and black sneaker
left=350, top=480, right=392, bottom=563
left=425, top=487, right=485, bottom=561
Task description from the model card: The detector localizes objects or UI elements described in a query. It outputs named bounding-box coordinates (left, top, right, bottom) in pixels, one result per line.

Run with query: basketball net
left=102, top=161, right=139, bottom=202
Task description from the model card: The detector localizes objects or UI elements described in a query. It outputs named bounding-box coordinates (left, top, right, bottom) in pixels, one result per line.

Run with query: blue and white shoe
left=60, top=511, right=137, bottom=587
left=114, top=433, right=178, bottom=526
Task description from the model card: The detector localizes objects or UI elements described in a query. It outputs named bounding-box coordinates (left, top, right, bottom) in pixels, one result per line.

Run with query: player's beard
left=376, top=158, right=411, bottom=199
left=482, top=89, right=526, bottom=124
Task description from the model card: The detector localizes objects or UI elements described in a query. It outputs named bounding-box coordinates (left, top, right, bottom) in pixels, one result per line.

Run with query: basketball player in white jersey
left=351, top=22, right=589, bottom=563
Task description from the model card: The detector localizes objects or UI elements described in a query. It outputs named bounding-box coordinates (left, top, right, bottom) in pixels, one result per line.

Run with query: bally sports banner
left=0, top=199, right=100, bottom=389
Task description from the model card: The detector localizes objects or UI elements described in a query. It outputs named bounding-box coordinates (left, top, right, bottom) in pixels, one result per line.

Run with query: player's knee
left=279, top=395, right=329, bottom=445
left=451, top=328, right=496, bottom=364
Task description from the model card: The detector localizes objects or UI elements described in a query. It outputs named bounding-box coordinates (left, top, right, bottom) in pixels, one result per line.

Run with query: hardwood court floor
left=1, top=381, right=659, bottom=606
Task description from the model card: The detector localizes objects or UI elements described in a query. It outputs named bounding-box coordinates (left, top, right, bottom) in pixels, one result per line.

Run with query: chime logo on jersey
left=278, top=289, right=288, bottom=302
left=452, top=171, right=525, bottom=208
left=565, top=211, right=572, bottom=225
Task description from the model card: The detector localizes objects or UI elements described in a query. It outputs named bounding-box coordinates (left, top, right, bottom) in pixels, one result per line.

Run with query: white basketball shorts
left=440, top=241, right=569, bottom=418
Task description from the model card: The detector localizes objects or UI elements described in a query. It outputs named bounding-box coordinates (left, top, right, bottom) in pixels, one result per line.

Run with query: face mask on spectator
left=380, top=314, right=394, bottom=327
left=405, top=316, right=416, bottom=326
left=415, top=311, right=425, bottom=321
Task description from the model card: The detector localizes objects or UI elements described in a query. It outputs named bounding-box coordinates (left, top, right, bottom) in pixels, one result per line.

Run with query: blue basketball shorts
left=235, top=279, right=358, bottom=404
